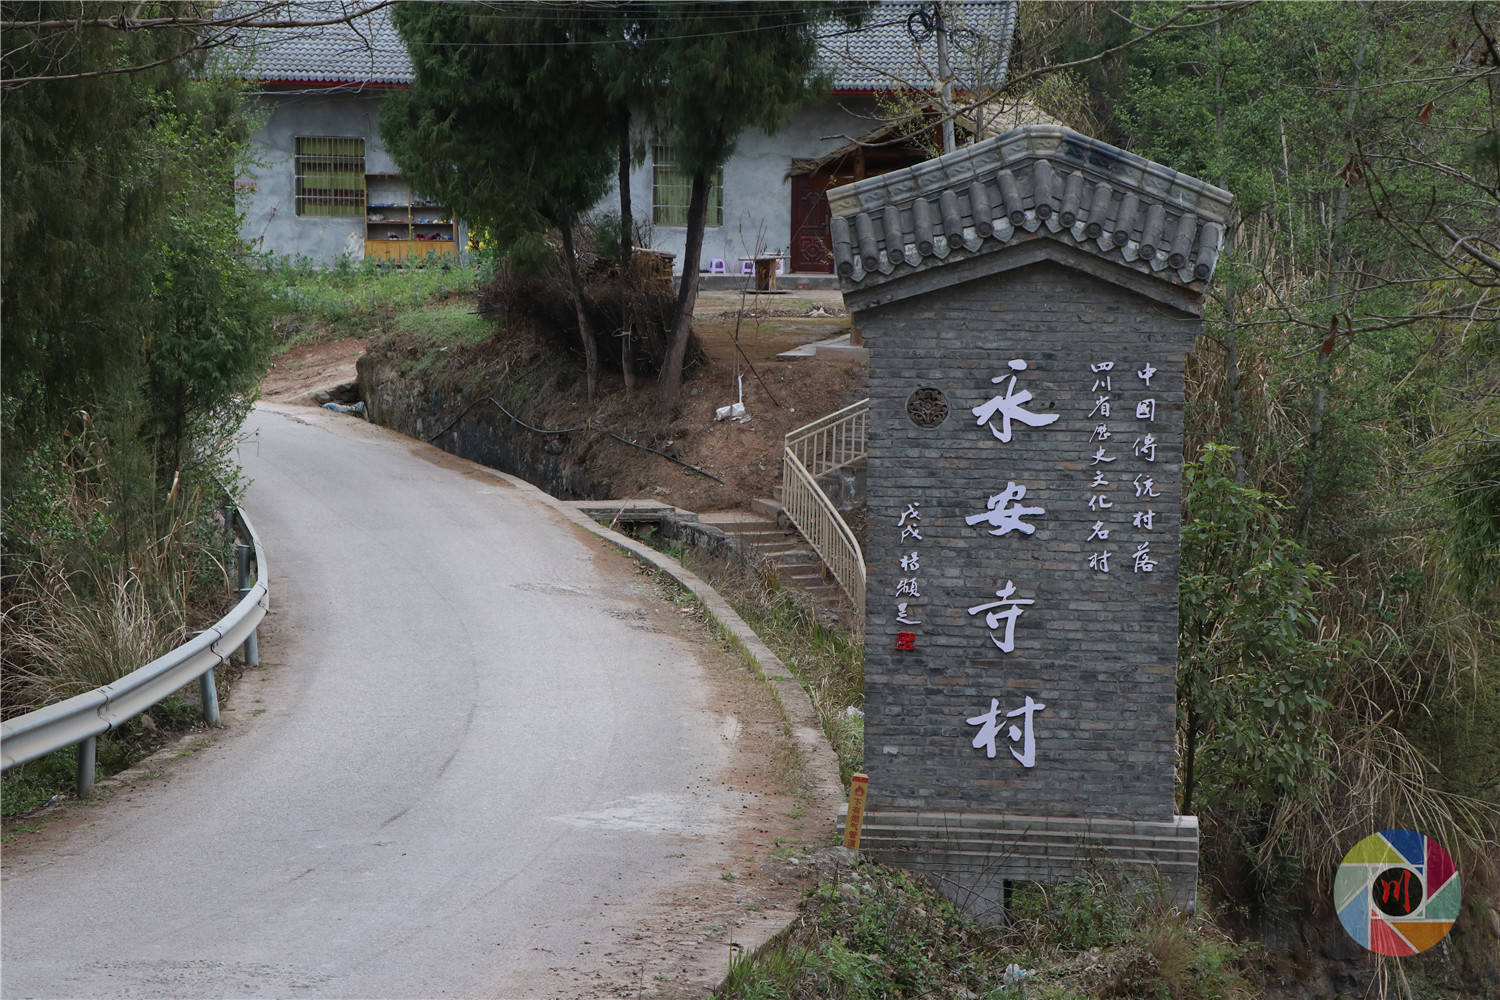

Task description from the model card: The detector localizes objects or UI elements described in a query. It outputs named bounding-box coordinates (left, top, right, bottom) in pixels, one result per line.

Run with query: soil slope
left=265, top=288, right=868, bottom=513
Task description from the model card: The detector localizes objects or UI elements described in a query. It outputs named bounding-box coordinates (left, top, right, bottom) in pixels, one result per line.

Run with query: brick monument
left=828, top=126, right=1232, bottom=914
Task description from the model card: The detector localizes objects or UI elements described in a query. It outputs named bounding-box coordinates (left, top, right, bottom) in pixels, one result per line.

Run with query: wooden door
left=791, top=173, right=834, bottom=274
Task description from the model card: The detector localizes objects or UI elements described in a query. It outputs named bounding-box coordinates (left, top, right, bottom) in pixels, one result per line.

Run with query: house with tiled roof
left=226, top=1, right=1019, bottom=270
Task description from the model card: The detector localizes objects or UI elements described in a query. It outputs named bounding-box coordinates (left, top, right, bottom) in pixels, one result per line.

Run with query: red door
left=791, top=173, right=834, bottom=274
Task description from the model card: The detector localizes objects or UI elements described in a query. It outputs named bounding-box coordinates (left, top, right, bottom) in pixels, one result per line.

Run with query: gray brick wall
left=861, top=259, right=1199, bottom=822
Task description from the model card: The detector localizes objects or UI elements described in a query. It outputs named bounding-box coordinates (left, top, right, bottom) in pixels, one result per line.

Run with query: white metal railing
left=781, top=399, right=868, bottom=608
left=1, top=504, right=268, bottom=797
left=785, top=398, right=868, bottom=479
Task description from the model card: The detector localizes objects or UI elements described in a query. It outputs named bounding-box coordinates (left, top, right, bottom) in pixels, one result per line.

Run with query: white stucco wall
left=240, top=89, right=874, bottom=270
left=239, top=89, right=465, bottom=264
left=601, top=96, right=882, bottom=275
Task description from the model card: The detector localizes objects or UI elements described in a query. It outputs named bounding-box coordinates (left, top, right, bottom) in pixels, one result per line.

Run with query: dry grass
left=2, top=564, right=187, bottom=706
left=2, top=420, right=236, bottom=718
left=1187, top=298, right=1500, bottom=905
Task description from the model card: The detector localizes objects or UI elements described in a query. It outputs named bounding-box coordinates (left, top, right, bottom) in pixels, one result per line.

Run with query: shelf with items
left=363, top=173, right=457, bottom=260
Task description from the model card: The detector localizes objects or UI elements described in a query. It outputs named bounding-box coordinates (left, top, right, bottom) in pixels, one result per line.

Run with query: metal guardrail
left=780, top=399, right=868, bottom=608
left=1, top=505, right=268, bottom=797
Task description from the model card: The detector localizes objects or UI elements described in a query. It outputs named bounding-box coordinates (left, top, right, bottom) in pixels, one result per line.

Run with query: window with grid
left=294, top=136, right=365, bottom=217
left=652, top=142, right=722, bottom=227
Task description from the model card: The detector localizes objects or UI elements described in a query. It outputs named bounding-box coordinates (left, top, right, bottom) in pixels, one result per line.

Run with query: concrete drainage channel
left=568, top=500, right=742, bottom=560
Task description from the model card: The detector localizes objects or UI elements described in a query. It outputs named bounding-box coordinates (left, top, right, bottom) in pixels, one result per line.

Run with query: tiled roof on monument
left=220, top=1, right=1018, bottom=92
left=827, top=126, right=1233, bottom=295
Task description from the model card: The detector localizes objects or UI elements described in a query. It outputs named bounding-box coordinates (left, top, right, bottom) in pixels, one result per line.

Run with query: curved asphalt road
left=1, top=404, right=784, bottom=999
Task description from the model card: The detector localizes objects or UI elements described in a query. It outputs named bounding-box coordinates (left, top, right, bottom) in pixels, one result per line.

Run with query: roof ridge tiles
left=827, top=125, right=1233, bottom=299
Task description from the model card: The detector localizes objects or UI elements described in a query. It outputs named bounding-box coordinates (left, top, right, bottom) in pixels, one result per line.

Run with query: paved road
left=1, top=404, right=804, bottom=999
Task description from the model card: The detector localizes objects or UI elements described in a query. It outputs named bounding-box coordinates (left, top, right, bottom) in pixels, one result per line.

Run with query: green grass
left=385, top=301, right=496, bottom=373
left=263, top=254, right=483, bottom=347
left=713, top=862, right=1013, bottom=1000
left=713, top=862, right=1256, bottom=1000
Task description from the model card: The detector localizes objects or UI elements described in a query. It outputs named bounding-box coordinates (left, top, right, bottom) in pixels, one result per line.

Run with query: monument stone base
left=850, top=810, right=1199, bottom=920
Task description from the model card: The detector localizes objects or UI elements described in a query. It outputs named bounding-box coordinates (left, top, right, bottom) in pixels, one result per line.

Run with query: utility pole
left=934, top=2, right=956, bottom=154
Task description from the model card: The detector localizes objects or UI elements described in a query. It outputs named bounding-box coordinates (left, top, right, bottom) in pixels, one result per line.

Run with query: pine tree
left=384, top=2, right=624, bottom=401
left=2, top=1, right=271, bottom=485
left=1, top=3, right=197, bottom=457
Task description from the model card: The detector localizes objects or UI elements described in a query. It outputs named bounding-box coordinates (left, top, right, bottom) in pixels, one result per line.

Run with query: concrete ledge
left=852, top=809, right=1199, bottom=917
left=695, top=273, right=842, bottom=291
left=564, top=499, right=765, bottom=569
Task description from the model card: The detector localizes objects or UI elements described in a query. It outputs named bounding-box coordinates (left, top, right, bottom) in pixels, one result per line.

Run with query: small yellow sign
left=843, top=773, right=870, bottom=850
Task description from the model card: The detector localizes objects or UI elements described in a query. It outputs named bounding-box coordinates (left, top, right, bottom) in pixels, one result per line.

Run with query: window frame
left=294, top=136, right=366, bottom=218
left=651, top=142, right=723, bottom=228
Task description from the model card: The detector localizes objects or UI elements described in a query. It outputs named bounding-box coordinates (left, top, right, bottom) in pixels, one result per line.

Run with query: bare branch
left=999, top=1, right=1258, bottom=96
left=1439, top=220, right=1500, bottom=275
left=1, top=1, right=398, bottom=89
left=1363, top=150, right=1500, bottom=200
left=0, top=1, right=396, bottom=34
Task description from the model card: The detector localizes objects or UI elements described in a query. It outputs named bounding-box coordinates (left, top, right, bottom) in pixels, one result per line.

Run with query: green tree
left=1, top=3, right=198, bottom=460
left=1108, top=1, right=1500, bottom=884
left=647, top=1, right=870, bottom=408
left=383, top=2, right=623, bottom=401
left=1178, top=446, right=1332, bottom=823
left=2, top=2, right=272, bottom=590
left=3, top=2, right=271, bottom=489
left=142, top=87, right=273, bottom=475
left=384, top=1, right=870, bottom=408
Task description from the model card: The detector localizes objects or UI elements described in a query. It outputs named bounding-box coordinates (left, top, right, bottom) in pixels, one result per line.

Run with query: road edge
left=470, top=463, right=849, bottom=820
left=249, top=402, right=848, bottom=822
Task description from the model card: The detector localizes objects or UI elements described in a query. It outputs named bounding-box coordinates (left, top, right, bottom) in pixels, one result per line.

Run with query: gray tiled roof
left=827, top=126, right=1233, bottom=296
left=218, top=1, right=413, bottom=86
left=225, top=1, right=1016, bottom=93
left=820, top=1, right=1018, bottom=93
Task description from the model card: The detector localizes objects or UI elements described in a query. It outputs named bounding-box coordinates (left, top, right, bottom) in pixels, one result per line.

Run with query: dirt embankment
left=267, top=289, right=868, bottom=514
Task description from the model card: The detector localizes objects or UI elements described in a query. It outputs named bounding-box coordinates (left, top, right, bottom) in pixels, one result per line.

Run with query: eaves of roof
left=828, top=125, right=1233, bottom=307
left=213, top=1, right=413, bottom=86
left=253, top=78, right=409, bottom=89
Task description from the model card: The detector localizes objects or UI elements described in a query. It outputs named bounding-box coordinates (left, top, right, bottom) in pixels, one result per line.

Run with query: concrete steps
left=569, top=497, right=850, bottom=608
left=697, top=504, right=843, bottom=604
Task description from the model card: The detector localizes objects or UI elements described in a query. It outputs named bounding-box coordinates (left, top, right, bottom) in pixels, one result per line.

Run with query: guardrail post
left=76, top=736, right=96, bottom=798
left=199, top=670, right=220, bottom=726
left=235, top=543, right=260, bottom=667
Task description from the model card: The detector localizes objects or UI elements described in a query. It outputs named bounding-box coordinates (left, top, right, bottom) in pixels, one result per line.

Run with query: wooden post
left=843, top=773, right=869, bottom=849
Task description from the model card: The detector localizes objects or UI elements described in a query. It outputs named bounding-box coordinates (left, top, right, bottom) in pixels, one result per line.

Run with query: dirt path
left=262, top=336, right=367, bottom=403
